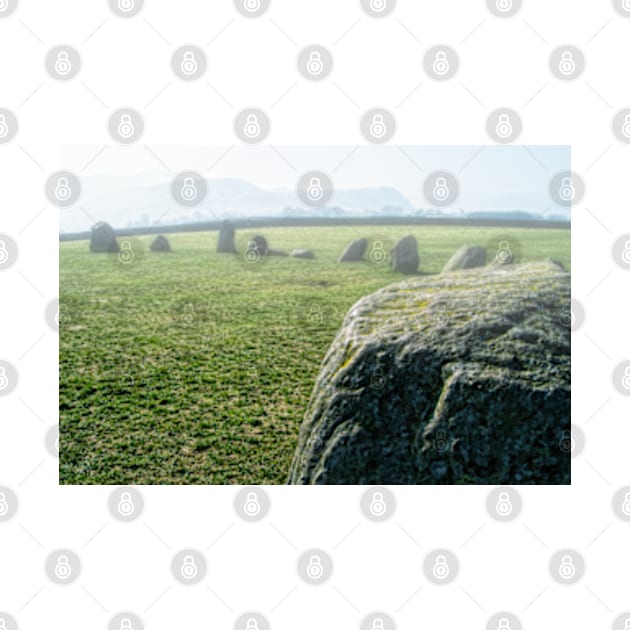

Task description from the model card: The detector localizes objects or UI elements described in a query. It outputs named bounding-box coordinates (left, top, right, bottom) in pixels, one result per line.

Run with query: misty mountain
left=60, top=177, right=416, bottom=232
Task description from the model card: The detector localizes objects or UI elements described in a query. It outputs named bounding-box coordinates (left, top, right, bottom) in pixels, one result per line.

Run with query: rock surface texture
left=89, top=222, right=119, bottom=253
left=288, top=262, right=570, bottom=485
left=442, top=245, right=486, bottom=273
left=391, top=235, right=420, bottom=274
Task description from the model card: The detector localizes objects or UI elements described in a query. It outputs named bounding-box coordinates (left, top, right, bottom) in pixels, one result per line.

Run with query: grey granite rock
left=288, top=261, right=570, bottom=485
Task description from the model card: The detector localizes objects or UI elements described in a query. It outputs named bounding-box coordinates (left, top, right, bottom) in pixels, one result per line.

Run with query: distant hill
left=60, top=177, right=417, bottom=232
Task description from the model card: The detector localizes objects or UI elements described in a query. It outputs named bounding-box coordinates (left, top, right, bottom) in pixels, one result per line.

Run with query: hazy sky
left=62, top=144, right=570, bottom=217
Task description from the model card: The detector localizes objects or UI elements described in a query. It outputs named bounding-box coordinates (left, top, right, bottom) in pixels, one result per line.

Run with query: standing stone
left=217, top=221, right=236, bottom=253
left=391, top=235, right=419, bottom=274
left=292, top=249, right=316, bottom=259
left=150, top=234, right=171, bottom=252
left=246, top=235, right=268, bottom=257
left=442, top=245, right=486, bottom=273
left=338, top=238, right=367, bottom=262
left=288, top=262, right=570, bottom=485
left=89, top=221, right=119, bottom=253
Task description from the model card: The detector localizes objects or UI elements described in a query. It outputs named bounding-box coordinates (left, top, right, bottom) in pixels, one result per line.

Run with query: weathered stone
left=267, top=248, right=289, bottom=257
left=338, top=238, right=367, bottom=262
left=246, top=235, right=268, bottom=257
left=217, top=221, right=236, bottom=253
left=442, top=245, right=486, bottom=273
left=288, top=261, right=570, bottom=485
left=391, top=235, right=419, bottom=274
left=292, top=249, right=316, bottom=259
left=89, top=221, right=119, bottom=253
left=150, top=234, right=171, bottom=252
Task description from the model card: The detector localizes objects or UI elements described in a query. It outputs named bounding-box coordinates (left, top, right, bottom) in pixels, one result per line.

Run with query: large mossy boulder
left=89, top=221, right=119, bottom=253
left=442, top=245, right=486, bottom=273
left=338, top=238, right=367, bottom=262
left=288, top=261, right=570, bottom=485
left=391, top=235, right=419, bottom=274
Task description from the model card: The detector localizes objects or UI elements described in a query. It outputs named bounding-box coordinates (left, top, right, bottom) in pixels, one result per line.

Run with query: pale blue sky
left=62, top=145, right=571, bottom=228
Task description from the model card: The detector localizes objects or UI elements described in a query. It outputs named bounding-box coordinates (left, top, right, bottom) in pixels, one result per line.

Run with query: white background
left=1, top=0, right=629, bottom=628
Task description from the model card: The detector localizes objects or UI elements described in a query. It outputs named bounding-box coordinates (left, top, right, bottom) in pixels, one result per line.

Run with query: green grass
left=60, top=225, right=570, bottom=484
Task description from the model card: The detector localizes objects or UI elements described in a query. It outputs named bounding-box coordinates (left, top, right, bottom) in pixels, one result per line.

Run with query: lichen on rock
left=288, top=261, right=571, bottom=485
